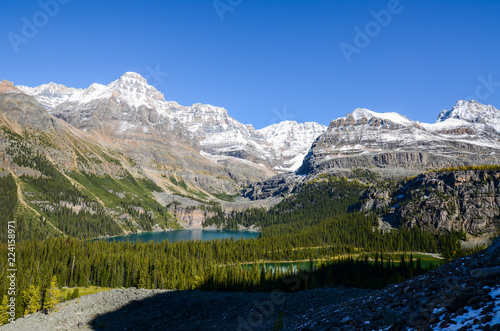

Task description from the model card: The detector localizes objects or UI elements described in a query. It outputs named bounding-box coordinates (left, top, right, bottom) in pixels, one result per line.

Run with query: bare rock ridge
left=242, top=173, right=306, bottom=200
left=356, top=168, right=500, bottom=235
left=0, top=80, right=56, bottom=131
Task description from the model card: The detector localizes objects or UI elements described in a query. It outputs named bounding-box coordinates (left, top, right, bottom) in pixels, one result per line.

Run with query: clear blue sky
left=2, top=0, right=500, bottom=129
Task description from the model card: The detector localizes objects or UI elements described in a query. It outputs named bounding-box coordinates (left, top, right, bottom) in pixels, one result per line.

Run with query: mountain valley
left=1, top=73, right=500, bottom=330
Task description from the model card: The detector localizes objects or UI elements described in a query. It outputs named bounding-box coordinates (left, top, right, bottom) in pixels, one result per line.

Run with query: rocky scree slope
left=356, top=168, right=500, bottom=236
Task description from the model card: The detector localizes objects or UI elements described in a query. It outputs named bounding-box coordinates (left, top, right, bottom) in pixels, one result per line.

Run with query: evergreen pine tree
left=43, top=276, right=61, bottom=314
left=23, top=285, right=41, bottom=315
left=71, top=288, right=80, bottom=300
left=0, top=295, right=9, bottom=326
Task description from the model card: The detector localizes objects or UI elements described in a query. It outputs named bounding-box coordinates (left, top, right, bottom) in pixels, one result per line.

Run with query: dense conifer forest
left=0, top=174, right=482, bottom=320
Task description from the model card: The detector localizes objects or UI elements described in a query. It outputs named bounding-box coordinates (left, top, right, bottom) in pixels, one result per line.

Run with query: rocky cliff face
left=299, top=102, right=500, bottom=177
left=167, top=204, right=215, bottom=228
left=241, top=173, right=306, bottom=200
left=0, top=80, right=56, bottom=131
left=357, top=168, right=500, bottom=235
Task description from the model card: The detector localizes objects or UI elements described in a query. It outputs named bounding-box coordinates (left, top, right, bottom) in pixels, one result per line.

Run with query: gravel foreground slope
left=2, top=237, right=499, bottom=331
left=0, top=287, right=372, bottom=330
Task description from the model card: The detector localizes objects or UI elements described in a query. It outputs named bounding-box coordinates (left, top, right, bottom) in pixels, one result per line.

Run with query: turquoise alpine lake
left=103, top=229, right=261, bottom=243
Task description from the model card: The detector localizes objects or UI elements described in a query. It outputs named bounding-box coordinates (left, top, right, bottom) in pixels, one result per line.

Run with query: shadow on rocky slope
left=88, top=286, right=371, bottom=330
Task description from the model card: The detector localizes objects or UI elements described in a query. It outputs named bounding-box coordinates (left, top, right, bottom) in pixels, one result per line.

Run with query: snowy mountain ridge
left=299, top=100, right=500, bottom=177
left=18, top=72, right=327, bottom=173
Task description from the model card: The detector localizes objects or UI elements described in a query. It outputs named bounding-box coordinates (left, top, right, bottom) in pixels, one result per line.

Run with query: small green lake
left=103, top=229, right=260, bottom=243
left=242, top=254, right=442, bottom=272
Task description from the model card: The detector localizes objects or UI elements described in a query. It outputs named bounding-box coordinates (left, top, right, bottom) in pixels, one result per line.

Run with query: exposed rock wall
left=167, top=205, right=215, bottom=228
left=358, top=169, right=500, bottom=235
left=241, top=174, right=305, bottom=200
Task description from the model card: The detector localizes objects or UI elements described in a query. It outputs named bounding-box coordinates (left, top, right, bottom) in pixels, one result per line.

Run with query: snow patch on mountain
left=351, top=108, right=413, bottom=126
left=17, top=83, right=83, bottom=110
left=432, top=286, right=500, bottom=331
left=258, top=121, right=327, bottom=171
left=435, top=100, right=500, bottom=133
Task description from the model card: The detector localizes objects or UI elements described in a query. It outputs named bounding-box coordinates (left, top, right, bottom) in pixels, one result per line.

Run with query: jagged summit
left=17, top=83, right=81, bottom=109
left=349, top=108, right=413, bottom=126
left=119, top=71, right=148, bottom=83
left=437, top=100, right=500, bottom=124
left=18, top=72, right=167, bottom=112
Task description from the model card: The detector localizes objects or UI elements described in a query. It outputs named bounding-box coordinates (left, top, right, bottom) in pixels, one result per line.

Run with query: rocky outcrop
left=241, top=173, right=306, bottom=200
left=167, top=204, right=215, bottom=228
left=358, top=169, right=500, bottom=235
left=0, top=81, right=56, bottom=131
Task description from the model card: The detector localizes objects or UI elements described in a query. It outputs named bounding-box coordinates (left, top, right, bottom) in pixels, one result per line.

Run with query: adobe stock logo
left=269, top=106, right=296, bottom=126
left=143, top=65, right=170, bottom=88
left=213, top=0, right=243, bottom=21
left=465, top=74, right=500, bottom=102
left=340, top=0, right=410, bottom=64
left=7, top=0, right=71, bottom=54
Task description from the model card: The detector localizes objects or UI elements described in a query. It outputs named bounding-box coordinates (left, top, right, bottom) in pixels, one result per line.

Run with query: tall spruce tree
left=43, top=276, right=60, bottom=314
left=23, top=285, right=41, bottom=315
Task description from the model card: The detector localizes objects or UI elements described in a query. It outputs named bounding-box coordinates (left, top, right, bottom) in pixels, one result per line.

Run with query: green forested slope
left=0, top=125, right=180, bottom=241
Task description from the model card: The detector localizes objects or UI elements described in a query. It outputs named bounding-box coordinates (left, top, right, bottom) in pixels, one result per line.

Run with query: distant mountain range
left=2, top=73, right=500, bottom=238
left=12, top=73, right=500, bottom=195
left=18, top=73, right=500, bottom=183
left=18, top=72, right=327, bottom=174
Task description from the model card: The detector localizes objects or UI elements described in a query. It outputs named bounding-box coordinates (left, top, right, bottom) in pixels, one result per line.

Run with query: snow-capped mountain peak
left=258, top=121, right=327, bottom=172
left=17, top=82, right=82, bottom=110
left=300, top=101, right=500, bottom=176
left=17, top=72, right=328, bottom=173
left=18, top=72, right=169, bottom=113
left=437, top=100, right=500, bottom=124
left=98, top=72, right=169, bottom=110
left=350, top=108, right=413, bottom=126
left=119, top=71, right=149, bottom=84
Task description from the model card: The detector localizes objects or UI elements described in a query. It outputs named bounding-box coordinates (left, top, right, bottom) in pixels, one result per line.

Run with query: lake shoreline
left=96, top=229, right=261, bottom=243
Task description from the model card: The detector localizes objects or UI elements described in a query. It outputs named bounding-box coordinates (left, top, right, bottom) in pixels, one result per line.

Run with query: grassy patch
left=60, top=286, right=112, bottom=300
left=213, top=192, right=238, bottom=202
